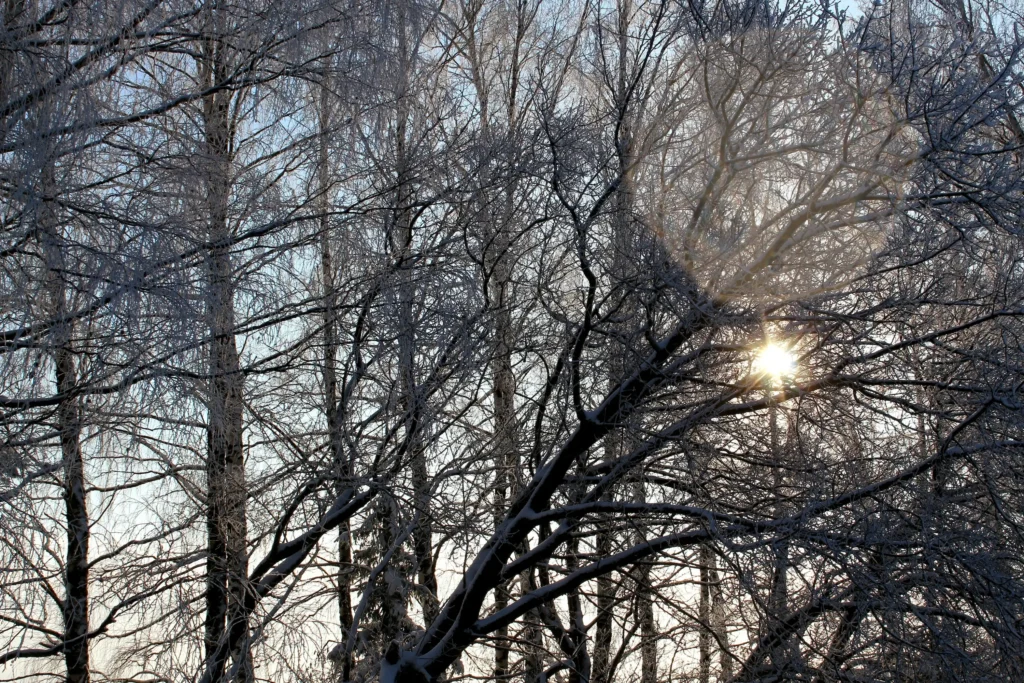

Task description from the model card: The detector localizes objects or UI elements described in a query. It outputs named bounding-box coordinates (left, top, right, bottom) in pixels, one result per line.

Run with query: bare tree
left=2, top=0, right=1024, bottom=682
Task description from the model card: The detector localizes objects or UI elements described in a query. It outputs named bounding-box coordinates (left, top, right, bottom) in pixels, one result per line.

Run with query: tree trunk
left=488, top=171, right=519, bottom=683
left=40, top=162, right=90, bottom=683
left=316, top=80, right=354, bottom=679
left=699, top=543, right=731, bottom=683
left=565, top=538, right=591, bottom=683
left=394, top=12, right=438, bottom=627
left=0, top=0, right=23, bottom=104
left=711, top=557, right=732, bottom=682
left=632, top=480, right=657, bottom=683
left=699, top=549, right=712, bottom=683
left=200, top=26, right=249, bottom=681
left=591, top=527, right=615, bottom=683
left=767, top=396, right=789, bottom=677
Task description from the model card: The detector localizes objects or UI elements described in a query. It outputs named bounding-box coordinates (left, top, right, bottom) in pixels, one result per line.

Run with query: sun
left=755, top=342, right=797, bottom=381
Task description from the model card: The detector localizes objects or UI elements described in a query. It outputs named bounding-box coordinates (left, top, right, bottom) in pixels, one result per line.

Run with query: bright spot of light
left=756, top=342, right=797, bottom=381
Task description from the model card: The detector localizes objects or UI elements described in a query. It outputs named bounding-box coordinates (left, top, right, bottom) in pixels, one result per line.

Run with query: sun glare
left=756, top=342, right=797, bottom=381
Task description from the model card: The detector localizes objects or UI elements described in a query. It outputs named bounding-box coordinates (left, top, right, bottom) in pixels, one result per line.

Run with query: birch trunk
left=699, top=543, right=731, bottom=683
left=394, top=11, right=438, bottom=627
left=767, top=394, right=789, bottom=676
left=457, top=3, right=539, bottom=675
left=316, top=80, right=354, bottom=678
left=199, top=17, right=249, bottom=680
left=605, top=3, right=660, bottom=679
left=491, top=233, right=516, bottom=680
left=40, top=162, right=90, bottom=683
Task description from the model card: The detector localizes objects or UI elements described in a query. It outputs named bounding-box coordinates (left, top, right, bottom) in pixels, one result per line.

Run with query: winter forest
left=2, top=0, right=1024, bottom=680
